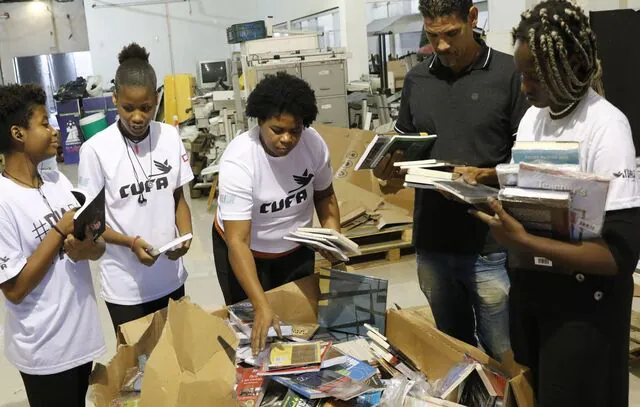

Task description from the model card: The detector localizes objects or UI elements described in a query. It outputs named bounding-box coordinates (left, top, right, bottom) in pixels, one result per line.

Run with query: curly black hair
left=115, top=43, right=157, bottom=92
left=419, top=0, right=473, bottom=20
left=246, top=72, right=318, bottom=128
left=0, top=84, right=46, bottom=154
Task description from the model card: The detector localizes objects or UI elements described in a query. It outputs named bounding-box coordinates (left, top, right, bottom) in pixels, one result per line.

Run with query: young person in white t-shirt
left=0, top=84, right=106, bottom=406
left=469, top=2, right=640, bottom=406
left=214, top=72, right=341, bottom=354
left=78, top=43, right=194, bottom=334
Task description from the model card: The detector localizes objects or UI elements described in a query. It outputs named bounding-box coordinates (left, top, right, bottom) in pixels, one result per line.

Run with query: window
left=290, top=8, right=341, bottom=49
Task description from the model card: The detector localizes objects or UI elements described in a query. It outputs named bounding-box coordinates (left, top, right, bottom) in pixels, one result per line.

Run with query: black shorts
left=20, top=362, right=93, bottom=407
left=212, top=223, right=315, bottom=305
left=105, top=285, right=186, bottom=335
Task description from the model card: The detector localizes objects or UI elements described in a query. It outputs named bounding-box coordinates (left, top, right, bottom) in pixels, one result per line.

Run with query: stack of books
left=398, top=160, right=499, bottom=206
left=495, top=142, right=610, bottom=271
left=285, top=228, right=361, bottom=263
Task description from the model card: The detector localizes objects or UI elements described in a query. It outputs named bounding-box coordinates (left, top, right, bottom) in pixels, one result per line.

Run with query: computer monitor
left=197, top=60, right=230, bottom=89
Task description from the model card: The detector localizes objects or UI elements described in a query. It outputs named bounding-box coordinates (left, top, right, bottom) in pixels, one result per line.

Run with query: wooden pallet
left=316, top=224, right=414, bottom=271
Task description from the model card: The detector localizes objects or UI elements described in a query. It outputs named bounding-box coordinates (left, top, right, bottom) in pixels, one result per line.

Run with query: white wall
left=0, top=1, right=89, bottom=84
left=83, top=0, right=261, bottom=84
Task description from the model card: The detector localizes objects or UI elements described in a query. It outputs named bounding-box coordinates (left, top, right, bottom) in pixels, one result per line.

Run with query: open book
left=285, top=228, right=361, bottom=262
left=354, top=133, right=438, bottom=170
left=71, top=187, right=106, bottom=241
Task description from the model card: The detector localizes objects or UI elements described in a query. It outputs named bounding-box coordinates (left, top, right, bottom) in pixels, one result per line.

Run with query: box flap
left=265, top=274, right=319, bottom=324
left=141, top=299, right=238, bottom=406
left=387, top=308, right=535, bottom=407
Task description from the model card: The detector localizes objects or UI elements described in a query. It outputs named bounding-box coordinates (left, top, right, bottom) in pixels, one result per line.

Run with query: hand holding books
left=130, top=236, right=158, bottom=267
left=469, top=198, right=529, bottom=250
left=63, top=228, right=105, bottom=262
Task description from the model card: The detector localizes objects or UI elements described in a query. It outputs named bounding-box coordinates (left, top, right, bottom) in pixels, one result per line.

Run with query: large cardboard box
left=386, top=308, right=534, bottom=407
left=91, top=299, right=239, bottom=407
left=92, top=276, right=534, bottom=407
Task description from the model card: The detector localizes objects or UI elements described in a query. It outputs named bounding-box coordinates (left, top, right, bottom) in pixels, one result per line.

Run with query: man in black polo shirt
left=375, top=0, right=528, bottom=361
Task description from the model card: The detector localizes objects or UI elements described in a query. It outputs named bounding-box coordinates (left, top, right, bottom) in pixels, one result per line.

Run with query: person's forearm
left=3, top=230, right=64, bottom=303
left=102, top=227, right=134, bottom=248
left=315, top=193, right=341, bottom=232
left=227, top=241, right=269, bottom=308
left=175, top=190, right=193, bottom=236
left=519, top=234, right=618, bottom=276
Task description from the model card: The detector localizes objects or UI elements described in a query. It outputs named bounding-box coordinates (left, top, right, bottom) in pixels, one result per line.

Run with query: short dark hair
left=246, top=72, right=318, bottom=128
left=114, top=43, right=157, bottom=93
left=512, top=0, right=603, bottom=104
left=0, top=84, right=46, bottom=154
left=419, top=0, right=473, bottom=20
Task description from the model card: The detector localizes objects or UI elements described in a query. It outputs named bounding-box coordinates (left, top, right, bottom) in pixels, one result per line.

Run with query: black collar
left=429, top=40, right=493, bottom=75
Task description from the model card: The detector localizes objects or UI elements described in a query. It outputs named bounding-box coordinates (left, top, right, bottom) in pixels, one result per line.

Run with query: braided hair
left=512, top=0, right=604, bottom=107
left=114, top=43, right=157, bottom=93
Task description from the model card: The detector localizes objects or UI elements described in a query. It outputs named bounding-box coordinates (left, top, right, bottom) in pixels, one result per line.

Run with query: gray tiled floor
left=0, top=165, right=639, bottom=406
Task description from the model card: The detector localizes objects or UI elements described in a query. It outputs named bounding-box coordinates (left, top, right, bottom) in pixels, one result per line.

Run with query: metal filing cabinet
left=255, top=63, right=301, bottom=82
left=252, top=59, right=349, bottom=128
left=302, top=61, right=346, bottom=98
left=315, top=96, right=349, bottom=127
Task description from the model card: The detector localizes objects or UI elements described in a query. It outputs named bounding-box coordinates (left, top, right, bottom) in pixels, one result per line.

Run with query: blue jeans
left=417, top=251, right=511, bottom=361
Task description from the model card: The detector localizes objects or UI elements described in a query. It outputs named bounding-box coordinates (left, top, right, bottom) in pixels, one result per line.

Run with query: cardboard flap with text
left=387, top=308, right=534, bottom=407
left=141, top=299, right=239, bottom=406
left=314, top=124, right=415, bottom=214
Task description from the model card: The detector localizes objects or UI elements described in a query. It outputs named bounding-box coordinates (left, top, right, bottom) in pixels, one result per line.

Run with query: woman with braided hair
left=471, top=1, right=640, bottom=405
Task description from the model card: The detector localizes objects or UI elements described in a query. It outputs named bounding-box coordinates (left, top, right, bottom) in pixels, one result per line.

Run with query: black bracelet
left=51, top=225, right=66, bottom=238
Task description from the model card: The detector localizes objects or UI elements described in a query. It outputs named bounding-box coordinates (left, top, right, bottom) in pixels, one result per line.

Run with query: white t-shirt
left=78, top=122, right=194, bottom=305
left=516, top=89, right=640, bottom=212
left=0, top=171, right=105, bottom=375
left=217, top=126, right=333, bottom=253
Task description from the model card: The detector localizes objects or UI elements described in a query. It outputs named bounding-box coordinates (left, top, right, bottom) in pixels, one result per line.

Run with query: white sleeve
left=590, top=119, right=640, bottom=211
left=0, top=207, right=27, bottom=285
left=218, top=158, right=253, bottom=221
left=77, top=144, right=105, bottom=198
left=313, top=136, right=333, bottom=192
left=176, top=137, right=194, bottom=189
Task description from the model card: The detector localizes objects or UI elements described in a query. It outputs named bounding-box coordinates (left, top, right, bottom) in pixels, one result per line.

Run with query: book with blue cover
left=511, top=141, right=580, bottom=165
left=272, top=355, right=379, bottom=401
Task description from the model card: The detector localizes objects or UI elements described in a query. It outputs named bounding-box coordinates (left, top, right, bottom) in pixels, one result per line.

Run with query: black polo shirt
left=395, top=41, right=529, bottom=254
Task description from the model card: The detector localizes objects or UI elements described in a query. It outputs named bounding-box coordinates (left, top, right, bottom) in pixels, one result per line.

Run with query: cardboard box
left=91, top=299, right=239, bottom=407
left=92, top=277, right=534, bottom=407
left=386, top=307, right=534, bottom=407
left=314, top=124, right=415, bottom=215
